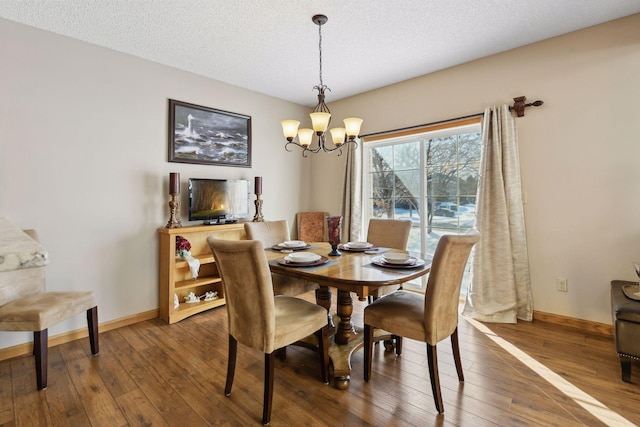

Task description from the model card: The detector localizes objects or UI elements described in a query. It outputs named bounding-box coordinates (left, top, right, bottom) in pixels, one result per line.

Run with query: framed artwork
left=168, top=99, right=252, bottom=167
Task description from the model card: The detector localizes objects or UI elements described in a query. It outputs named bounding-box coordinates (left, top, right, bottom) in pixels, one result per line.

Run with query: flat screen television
left=188, top=178, right=250, bottom=225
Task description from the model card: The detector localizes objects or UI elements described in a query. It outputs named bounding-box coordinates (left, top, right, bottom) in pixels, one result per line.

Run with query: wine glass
left=633, top=262, right=640, bottom=295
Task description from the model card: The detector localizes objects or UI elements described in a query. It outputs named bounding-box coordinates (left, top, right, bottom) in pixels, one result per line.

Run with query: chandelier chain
left=318, top=21, right=323, bottom=88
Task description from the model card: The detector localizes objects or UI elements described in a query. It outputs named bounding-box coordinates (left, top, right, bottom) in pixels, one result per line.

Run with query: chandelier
left=281, top=14, right=363, bottom=157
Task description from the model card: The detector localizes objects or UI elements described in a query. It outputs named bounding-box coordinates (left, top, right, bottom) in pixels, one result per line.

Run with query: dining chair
left=244, top=220, right=319, bottom=297
left=363, top=230, right=480, bottom=414
left=296, top=211, right=328, bottom=242
left=366, top=218, right=412, bottom=303
left=206, top=238, right=329, bottom=425
left=0, top=229, right=99, bottom=390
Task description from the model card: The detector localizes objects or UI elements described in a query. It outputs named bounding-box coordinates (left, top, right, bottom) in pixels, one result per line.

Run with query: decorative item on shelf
left=166, top=172, right=182, bottom=228
left=281, top=14, right=363, bottom=157
left=174, top=293, right=179, bottom=309
left=203, top=290, right=219, bottom=301
left=252, top=176, right=264, bottom=222
left=184, top=291, right=200, bottom=303
left=176, top=235, right=200, bottom=279
left=327, top=215, right=343, bottom=256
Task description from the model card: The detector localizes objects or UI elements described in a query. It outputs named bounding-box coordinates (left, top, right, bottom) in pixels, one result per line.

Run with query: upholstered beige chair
left=366, top=218, right=412, bottom=302
left=296, top=212, right=328, bottom=242
left=363, top=230, right=480, bottom=413
left=244, top=220, right=319, bottom=297
left=207, top=238, right=329, bottom=425
left=0, top=230, right=99, bottom=390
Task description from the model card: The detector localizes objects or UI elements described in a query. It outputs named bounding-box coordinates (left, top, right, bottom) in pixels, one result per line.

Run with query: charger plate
left=338, top=243, right=378, bottom=252
left=371, top=255, right=426, bottom=269
left=277, top=256, right=329, bottom=267
left=271, top=244, right=312, bottom=251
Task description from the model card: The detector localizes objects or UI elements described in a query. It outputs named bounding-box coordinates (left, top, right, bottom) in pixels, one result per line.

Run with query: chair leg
left=621, top=357, right=632, bottom=383
left=451, top=327, right=464, bottom=382
left=263, top=352, right=275, bottom=425
left=87, top=306, right=99, bottom=355
left=393, top=335, right=403, bottom=356
left=315, top=326, right=330, bottom=384
left=225, top=335, right=237, bottom=397
left=426, top=343, right=444, bottom=413
left=364, top=324, right=374, bottom=381
left=34, top=329, right=48, bottom=390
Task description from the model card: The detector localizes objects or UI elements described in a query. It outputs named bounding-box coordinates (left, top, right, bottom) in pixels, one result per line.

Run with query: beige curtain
left=463, top=105, right=533, bottom=323
left=341, top=140, right=362, bottom=242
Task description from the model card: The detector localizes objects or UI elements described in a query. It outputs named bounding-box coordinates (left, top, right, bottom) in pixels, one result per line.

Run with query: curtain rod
left=360, top=95, right=544, bottom=139
left=360, top=112, right=483, bottom=139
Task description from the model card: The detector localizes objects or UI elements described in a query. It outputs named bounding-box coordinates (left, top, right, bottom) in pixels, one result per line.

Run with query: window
left=363, top=119, right=482, bottom=291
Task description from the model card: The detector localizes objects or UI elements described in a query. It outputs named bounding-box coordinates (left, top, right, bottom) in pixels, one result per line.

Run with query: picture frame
left=168, top=99, right=252, bottom=167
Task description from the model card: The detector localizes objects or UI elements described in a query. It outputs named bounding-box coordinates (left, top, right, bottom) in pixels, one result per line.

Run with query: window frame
left=361, top=118, right=481, bottom=290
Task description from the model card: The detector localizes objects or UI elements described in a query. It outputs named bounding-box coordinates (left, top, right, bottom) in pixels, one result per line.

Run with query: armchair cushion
left=0, top=291, right=96, bottom=332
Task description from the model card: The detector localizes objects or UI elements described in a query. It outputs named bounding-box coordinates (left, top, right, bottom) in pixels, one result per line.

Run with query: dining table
left=265, top=241, right=432, bottom=389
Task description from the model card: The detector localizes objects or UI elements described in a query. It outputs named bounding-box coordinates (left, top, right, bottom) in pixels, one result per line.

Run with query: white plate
left=382, top=252, right=416, bottom=265
left=285, top=252, right=321, bottom=263
left=280, top=240, right=307, bottom=248
left=346, top=241, right=373, bottom=249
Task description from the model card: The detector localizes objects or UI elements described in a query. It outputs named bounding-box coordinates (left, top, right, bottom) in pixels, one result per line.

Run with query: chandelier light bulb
left=310, top=112, right=331, bottom=134
left=298, top=128, right=314, bottom=147
left=330, top=127, right=346, bottom=146
left=343, top=117, right=363, bottom=139
left=281, top=120, right=300, bottom=141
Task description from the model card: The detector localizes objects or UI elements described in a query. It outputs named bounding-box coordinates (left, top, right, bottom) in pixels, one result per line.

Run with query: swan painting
left=169, top=99, right=251, bottom=167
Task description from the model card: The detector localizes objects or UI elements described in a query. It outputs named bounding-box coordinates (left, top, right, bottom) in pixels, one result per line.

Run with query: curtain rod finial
left=510, top=96, right=544, bottom=117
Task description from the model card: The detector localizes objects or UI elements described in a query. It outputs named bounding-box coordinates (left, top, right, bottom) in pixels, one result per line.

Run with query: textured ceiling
left=1, top=1, right=640, bottom=106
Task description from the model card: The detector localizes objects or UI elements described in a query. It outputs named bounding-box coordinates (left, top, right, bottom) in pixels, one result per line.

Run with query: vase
left=327, top=215, right=343, bottom=256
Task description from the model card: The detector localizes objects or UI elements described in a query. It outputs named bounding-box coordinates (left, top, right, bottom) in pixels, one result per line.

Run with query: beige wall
left=0, top=18, right=309, bottom=349
left=314, top=14, right=640, bottom=324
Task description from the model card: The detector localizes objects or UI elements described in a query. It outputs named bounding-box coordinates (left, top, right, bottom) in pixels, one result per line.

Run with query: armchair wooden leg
left=263, top=352, right=275, bottom=425
left=393, top=335, right=403, bottom=356
left=621, top=357, right=632, bottom=383
left=364, top=324, right=374, bottom=382
left=427, top=343, right=444, bottom=413
left=34, top=329, right=48, bottom=390
left=87, top=306, right=99, bottom=355
left=451, top=327, right=464, bottom=382
left=225, top=335, right=237, bottom=397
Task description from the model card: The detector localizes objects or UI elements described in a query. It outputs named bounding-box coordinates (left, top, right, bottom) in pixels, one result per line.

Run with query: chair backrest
left=366, top=219, right=412, bottom=250
left=244, top=220, right=290, bottom=248
left=423, top=230, right=480, bottom=345
left=296, top=212, right=328, bottom=242
left=206, top=238, right=277, bottom=353
left=0, top=229, right=46, bottom=306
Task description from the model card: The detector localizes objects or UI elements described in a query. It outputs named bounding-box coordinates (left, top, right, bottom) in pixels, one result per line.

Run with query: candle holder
left=252, top=194, right=264, bottom=222
left=327, top=215, right=342, bottom=256
left=166, top=193, right=182, bottom=228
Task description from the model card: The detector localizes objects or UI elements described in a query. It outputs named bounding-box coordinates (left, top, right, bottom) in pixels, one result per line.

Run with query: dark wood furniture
left=611, top=280, right=640, bottom=382
left=264, top=242, right=431, bottom=389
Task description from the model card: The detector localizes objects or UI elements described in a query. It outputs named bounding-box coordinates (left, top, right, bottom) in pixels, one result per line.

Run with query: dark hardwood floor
left=1, top=294, right=639, bottom=426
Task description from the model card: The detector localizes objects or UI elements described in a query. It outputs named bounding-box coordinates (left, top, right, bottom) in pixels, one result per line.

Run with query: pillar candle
left=255, top=176, right=262, bottom=195
left=170, top=172, right=180, bottom=194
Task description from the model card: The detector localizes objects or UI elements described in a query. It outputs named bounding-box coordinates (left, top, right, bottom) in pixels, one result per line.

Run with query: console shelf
left=158, top=223, right=246, bottom=324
